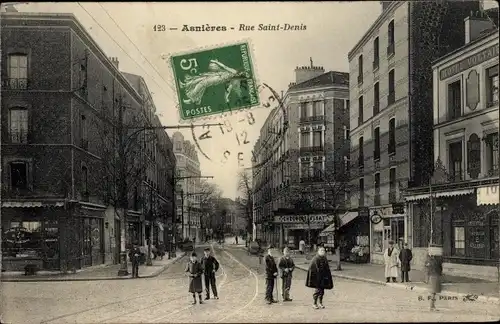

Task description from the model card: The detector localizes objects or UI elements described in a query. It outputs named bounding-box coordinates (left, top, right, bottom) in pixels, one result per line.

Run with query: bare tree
left=198, top=180, right=223, bottom=241
left=237, top=170, right=253, bottom=244
left=96, top=95, right=155, bottom=276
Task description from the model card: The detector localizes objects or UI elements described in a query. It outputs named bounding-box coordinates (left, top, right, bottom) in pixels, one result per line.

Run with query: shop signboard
left=273, top=214, right=334, bottom=224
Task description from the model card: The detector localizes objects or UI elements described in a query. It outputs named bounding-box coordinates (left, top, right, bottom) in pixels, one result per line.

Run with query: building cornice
left=1, top=12, right=144, bottom=105
left=347, top=1, right=403, bottom=60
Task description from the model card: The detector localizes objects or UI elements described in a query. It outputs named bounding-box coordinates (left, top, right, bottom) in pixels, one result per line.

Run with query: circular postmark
left=190, top=82, right=288, bottom=170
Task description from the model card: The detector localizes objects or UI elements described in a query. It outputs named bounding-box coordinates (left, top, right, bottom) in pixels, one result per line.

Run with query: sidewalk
left=1, top=251, right=186, bottom=282
left=272, top=250, right=499, bottom=304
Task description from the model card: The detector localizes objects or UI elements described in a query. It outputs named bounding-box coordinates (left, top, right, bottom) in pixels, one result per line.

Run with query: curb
left=0, top=252, right=186, bottom=283
left=295, top=264, right=499, bottom=305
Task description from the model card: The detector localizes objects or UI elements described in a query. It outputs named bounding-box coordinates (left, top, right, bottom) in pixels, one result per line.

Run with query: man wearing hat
left=185, top=251, right=204, bottom=304
left=383, top=240, right=400, bottom=283
left=201, top=247, right=220, bottom=300
left=264, top=246, right=278, bottom=304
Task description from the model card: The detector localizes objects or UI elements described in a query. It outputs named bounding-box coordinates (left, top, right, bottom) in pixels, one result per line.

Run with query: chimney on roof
left=109, top=57, right=119, bottom=69
left=294, top=61, right=325, bottom=84
left=464, top=10, right=496, bottom=44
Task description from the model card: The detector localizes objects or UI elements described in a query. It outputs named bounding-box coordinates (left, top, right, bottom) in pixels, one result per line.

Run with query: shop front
left=369, top=206, right=406, bottom=265
left=274, top=213, right=334, bottom=250
left=1, top=201, right=65, bottom=271
left=79, top=204, right=105, bottom=268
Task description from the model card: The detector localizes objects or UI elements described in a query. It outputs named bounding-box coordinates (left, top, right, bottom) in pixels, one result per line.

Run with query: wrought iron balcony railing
left=2, top=78, right=28, bottom=90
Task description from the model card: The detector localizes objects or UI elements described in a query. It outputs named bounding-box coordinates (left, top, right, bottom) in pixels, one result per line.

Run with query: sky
left=8, top=1, right=496, bottom=199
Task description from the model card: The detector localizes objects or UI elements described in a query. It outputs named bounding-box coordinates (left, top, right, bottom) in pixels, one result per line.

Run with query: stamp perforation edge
left=162, top=37, right=263, bottom=125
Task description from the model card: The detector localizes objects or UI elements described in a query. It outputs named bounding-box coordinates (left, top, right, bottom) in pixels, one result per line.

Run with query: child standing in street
left=186, top=252, right=204, bottom=305
left=264, top=246, right=278, bottom=305
left=425, top=245, right=443, bottom=311
left=278, top=247, right=295, bottom=301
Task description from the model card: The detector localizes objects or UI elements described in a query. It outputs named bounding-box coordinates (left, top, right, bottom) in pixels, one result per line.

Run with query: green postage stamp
left=170, top=42, right=260, bottom=121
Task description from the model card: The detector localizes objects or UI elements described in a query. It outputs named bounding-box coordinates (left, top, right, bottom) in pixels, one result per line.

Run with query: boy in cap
left=264, top=246, right=278, bottom=304
left=185, top=251, right=204, bottom=304
left=278, top=247, right=295, bottom=301
left=201, top=247, right=220, bottom=300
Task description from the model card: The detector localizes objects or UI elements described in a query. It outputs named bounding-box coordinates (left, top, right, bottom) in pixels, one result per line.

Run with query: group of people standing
left=264, top=246, right=334, bottom=309
left=185, top=248, right=220, bottom=305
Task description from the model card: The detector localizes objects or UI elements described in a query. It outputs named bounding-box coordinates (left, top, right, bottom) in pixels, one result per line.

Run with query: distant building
left=172, top=132, right=202, bottom=242
left=252, top=61, right=351, bottom=248
left=407, top=17, right=498, bottom=280
left=347, top=0, right=480, bottom=264
left=1, top=12, right=175, bottom=272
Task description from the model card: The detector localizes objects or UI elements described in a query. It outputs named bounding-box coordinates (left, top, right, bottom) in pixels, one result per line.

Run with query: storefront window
left=453, top=227, right=465, bottom=256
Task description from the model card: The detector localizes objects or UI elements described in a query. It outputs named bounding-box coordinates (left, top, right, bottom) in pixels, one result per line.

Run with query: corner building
left=252, top=63, right=350, bottom=248
left=347, top=1, right=480, bottom=265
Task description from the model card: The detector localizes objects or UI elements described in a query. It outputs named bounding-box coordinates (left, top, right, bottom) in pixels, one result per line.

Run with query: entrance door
left=82, top=218, right=92, bottom=267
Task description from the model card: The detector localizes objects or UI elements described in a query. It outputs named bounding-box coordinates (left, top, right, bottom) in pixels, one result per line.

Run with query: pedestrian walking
left=305, top=246, right=333, bottom=309
left=383, top=240, right=400, bottom=283
left=185, top=252, right=204, bottom=305
left=129, top=242, right=141, bottom=278
left=398, top=242, right=413, bottom=283
left=201, top=247, right=220, bottom=300
left=264, top=246, right=278, bottom=304
left=278, top=247, right=295, bottom=302
left=235, top=236, right=239, bottom=245
left=299, top=239, right=305, bottom=255
left=425, top=245, right=443, bottom=311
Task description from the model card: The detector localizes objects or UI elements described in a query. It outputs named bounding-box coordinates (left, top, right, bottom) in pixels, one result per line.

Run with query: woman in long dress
left=180, top=59, right=245, bottom=105
left=186, top=252, right=204, bottom=305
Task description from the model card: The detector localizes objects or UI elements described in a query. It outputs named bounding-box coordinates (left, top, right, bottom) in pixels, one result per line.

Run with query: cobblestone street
left=1, top=245, right=499, bottom=323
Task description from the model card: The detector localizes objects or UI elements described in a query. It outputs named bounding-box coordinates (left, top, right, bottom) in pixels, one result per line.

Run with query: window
left=374, top=173, right=381, bottom=205
left=81, top=115, right=88, bottom=149
left=343, top=125, right=350, bottom=141
left=388, top=69, right=395, bottom=105
left=313, top=131, right=322, bottom=148
left=448, top=80, right=462, bottom=120
left=313, top=161, right=323, bottom=178
left=346, top=100, right=350, bottom=115
left=388, top=118, right=396, bottom=154
left=387, top=20, right=395, bottom=56
left=9, top=108, right=28, bottom=143
left=389, top=168, right=396, bottom=203
left=358, top=136, right=364, bottom=168
left=175, top=142, right=182, bottom=151
left=313, top=101, right=322, bottom=116
left=373, top=82, right=380, bottom=115
left=8, top=54, right=28, bottom=89
left=373, top=37, right=379, bottom=70
left=486, top=65, right=499, bottom=107
left=81, top=166, right=88, bottom=194
left=359, top=178, right=364, bottom=206
left=485, top=132, right=499, bottom=176
left=453, top=226, right=466, bottom=256
left=300, top=162, right=310, bottom=179
left=449, top=141, right=463, bottom=182
left=358, top=55, right=363, bottom=84
left=358, top=96, right=364, bottom=125
left=300, top=132, right=310, bottom=148
left=374, top=127, right=380, bottom=161
left=300, top=102, right=308, bottom=118
left=10, top=161, right=28, bottom=190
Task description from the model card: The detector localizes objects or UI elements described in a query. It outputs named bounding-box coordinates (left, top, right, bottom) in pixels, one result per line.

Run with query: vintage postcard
left=0, top=1, right=499, bottom=324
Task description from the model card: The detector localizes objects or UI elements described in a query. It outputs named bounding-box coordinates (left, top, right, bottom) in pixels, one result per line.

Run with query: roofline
left=284, top=83, right=349, bottom=103
left=1, top=12, right=144, bottom=105
left=347, top=1, right=403, bottom=60
left=431, top=29, right=499, bottom=69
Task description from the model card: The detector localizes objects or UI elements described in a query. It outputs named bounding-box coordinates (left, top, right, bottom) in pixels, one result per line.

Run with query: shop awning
left=405, top=188, right=474, bottom=202
left=339, top=211, right=358, bottom=227
left=1, top=201, right=65, bottom=208
left=477, top=185, right=499, bottom=205
left=319, top=223, right=335, bottom=237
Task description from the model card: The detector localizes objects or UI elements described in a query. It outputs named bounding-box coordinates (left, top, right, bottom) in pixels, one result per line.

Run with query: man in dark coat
left=201, top=247, right=220, bottom=300
left=425, top=246, right=443, bottom=311
left=128, top=242, right=141, bottom=278
left=278, top=247, right=295, bottom=301
left=398, top=242, right=413, bottom=283
left=264, top=246, right=278, bottom=304
left=306, top=246, right=333, bottom=309
left=185, top=252, right=204, bottom=304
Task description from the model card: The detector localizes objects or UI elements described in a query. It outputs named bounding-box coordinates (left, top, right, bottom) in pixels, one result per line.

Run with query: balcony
left=299, top=115, right=325, bottom=124
left=373, top=59, right=379, bottom=71
left=387, top=42, right=395, bottom=57
left=357, top=74, right=363, bottom=85
left=388, top=91, right=395, bottom=105
left=2, top=78, right=28, bottom=90
left=389, top=190, right=397, bottom=203
left=300, top=146, right=324, bottom=154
